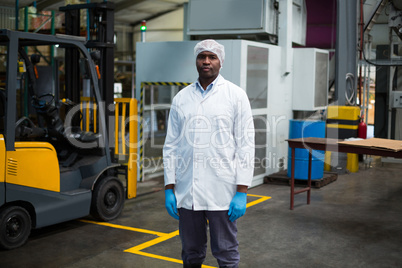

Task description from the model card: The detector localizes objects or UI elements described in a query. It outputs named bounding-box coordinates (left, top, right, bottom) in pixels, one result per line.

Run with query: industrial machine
left=0, top=29, right=131, bottom=250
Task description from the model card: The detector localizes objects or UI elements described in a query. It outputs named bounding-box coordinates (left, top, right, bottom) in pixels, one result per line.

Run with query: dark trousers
left=179, top=208, right=239, bottom=268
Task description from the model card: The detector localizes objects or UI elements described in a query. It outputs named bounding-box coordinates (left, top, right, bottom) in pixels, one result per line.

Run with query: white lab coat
left=163, top=75, right=255, bottom=211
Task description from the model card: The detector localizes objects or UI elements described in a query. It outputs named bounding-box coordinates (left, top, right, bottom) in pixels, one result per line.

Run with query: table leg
left=307, top=149, right=312, bottom=205
left=290, top=147, right=295, bottom=210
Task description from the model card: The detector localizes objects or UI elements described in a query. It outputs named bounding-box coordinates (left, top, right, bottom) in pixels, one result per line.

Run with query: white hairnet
left=194, top=39, right=225, bottom=66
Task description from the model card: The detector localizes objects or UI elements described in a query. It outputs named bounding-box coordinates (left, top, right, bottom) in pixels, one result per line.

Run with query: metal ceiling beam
left=364, top=0, right=388, bottom=33
left=115, top=0, right=148, bottom=12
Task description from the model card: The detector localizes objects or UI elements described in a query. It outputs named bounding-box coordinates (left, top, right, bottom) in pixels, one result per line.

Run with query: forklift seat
left=64, top=126, right=101, bottom=144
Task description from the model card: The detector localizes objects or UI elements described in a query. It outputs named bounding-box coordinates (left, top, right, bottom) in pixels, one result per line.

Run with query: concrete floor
left=1, top=158, right=402, bottom=268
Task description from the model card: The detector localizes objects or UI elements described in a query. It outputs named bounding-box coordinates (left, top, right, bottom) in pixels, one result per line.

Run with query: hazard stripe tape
left=142, top=82, right=191, bottom=86
left=139, top=83, right=144, bottom=182
left=326, top=119, right=359, bottom=125
left=139, top=82, right=190, bottom=182
left=327, top=124, right=358, bottom=130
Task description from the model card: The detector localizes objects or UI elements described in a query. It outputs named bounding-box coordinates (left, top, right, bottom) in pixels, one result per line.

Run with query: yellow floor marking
left=80, top=219, right=167, bottom=237
left=246, top=194, right=272, bottom=208
left=82, top=194, right=271, bottom=267
left=125, top=230, right=179, bottom=252
left=128, top=251, right=216, bottom=268
left=129, top=251, right=183, bottom=265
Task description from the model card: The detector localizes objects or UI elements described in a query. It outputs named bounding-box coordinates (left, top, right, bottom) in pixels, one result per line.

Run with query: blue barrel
left=287, top=120, right=325, bottom=180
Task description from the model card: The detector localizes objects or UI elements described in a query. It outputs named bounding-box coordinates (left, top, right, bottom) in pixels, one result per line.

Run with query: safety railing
left=80, top=97, right=138, bottom=199
left=80, top=97, right=97, bottom=133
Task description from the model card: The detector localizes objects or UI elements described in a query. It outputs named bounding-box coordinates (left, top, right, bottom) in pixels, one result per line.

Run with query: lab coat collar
left=193, top=75, right=224, bottom=100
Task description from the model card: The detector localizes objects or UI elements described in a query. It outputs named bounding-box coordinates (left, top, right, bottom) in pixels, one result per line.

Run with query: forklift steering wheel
left=15, top=116, right=45, bottom=138
left=32, top=93, right=55, bottom=109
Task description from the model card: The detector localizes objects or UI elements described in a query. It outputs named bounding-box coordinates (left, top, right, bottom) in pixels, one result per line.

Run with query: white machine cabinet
left=292, top=48, right=329, bottom=111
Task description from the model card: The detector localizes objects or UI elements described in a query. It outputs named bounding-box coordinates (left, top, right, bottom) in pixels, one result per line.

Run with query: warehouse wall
left=133, top=8, right=184, bottom=44
left=114, top=7, right=184, bottom=61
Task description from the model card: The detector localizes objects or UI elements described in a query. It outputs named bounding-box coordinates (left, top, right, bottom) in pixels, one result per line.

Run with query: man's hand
left=228, top=192, right=247, bottom=222
left=165, top=189, right=179, bottom=220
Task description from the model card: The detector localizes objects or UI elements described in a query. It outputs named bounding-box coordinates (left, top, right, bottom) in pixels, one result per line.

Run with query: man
left=163, top=39, right=255, bottom=268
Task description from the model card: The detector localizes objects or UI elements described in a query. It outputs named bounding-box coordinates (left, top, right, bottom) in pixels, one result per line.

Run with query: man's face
left=196, top=51, right=221, bottom=80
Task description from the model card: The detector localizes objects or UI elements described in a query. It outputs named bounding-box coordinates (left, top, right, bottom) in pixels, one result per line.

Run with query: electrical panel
left=391, top=91, right=402, bottom=108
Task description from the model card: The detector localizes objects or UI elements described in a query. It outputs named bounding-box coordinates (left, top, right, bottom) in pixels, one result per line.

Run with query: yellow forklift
left=0, top=29, right=135, bottom=249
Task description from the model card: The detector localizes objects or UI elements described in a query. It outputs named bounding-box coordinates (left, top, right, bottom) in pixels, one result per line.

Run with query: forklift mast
left=60, top=2, right=115, bottom=136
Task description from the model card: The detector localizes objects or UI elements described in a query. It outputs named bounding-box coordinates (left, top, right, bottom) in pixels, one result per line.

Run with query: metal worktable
left=287, top=137, right=402, bottom=210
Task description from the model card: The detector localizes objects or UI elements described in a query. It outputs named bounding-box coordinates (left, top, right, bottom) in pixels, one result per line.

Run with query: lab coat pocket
left=213, top=160, right=236, bottom=182
left=205, top=176, right=236, bottom=207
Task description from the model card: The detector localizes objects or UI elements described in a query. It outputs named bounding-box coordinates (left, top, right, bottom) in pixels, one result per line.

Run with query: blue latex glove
left=228, top=192, right=247, bottom=222
left=165, top=189, right=179, bottom=220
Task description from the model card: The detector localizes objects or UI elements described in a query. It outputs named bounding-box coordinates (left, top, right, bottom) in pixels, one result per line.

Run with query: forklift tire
left=0, top=206, right=31, bottom=250
left=91, top=176, right=125, bottom=221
